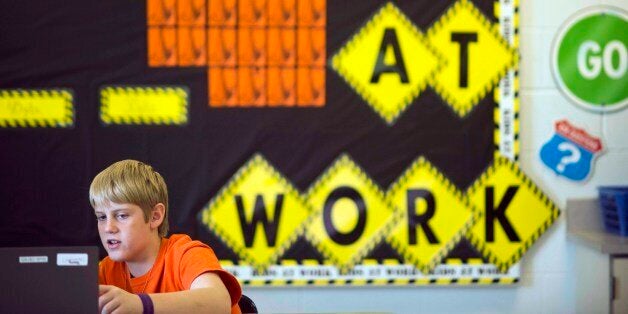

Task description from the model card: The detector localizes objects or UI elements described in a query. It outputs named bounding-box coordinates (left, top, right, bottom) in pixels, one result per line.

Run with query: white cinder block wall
left=244, top=0, right=628, bottom=312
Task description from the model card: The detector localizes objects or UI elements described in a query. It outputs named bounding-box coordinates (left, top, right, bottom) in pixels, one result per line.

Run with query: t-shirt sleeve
left=178, top=245, right=242, bottom=307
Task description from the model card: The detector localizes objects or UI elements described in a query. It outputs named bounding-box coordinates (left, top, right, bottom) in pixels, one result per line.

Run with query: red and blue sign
left=540, top=120, right=603, bottom=181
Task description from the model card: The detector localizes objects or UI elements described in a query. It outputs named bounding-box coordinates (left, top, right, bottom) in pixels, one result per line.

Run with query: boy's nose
left=104, top=219, right=118, bottom=233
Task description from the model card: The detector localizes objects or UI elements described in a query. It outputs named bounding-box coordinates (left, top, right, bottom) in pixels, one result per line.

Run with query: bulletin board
left=0, top=0, right=559, bottom=286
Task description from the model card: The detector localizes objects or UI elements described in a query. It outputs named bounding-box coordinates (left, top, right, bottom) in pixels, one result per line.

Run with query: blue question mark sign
left=540, top=120, right=602, bottom=181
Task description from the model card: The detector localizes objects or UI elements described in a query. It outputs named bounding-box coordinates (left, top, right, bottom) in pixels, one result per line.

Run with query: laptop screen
left=0, top=246, right=99, bottom=313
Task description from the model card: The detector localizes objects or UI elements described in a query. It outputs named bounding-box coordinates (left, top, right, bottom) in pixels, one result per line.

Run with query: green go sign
left=552, top=7, right=628, bottom=112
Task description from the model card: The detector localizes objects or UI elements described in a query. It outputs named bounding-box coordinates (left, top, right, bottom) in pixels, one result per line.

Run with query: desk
left=567, top=198, right=628, bottom=313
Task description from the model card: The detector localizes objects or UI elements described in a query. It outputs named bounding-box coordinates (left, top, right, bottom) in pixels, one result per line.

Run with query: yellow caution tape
left=0, top=89, right=73, bottom=128
left=100, top=86, right=188, bottom=125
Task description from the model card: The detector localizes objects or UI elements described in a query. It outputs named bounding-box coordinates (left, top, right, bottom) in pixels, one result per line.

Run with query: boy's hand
left=98, top=285, right=143, bottom=314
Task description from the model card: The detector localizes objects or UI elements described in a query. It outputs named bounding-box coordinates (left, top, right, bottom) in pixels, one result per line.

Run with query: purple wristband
left=138, top=293, right=154, bottom=314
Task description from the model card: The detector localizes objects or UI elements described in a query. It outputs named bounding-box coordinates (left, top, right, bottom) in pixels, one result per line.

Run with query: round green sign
left=552, top=6, right=628, bottom=112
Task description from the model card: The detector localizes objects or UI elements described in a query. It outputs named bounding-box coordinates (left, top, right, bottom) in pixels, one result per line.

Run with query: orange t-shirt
left=99, top=234, right=242, bottom=314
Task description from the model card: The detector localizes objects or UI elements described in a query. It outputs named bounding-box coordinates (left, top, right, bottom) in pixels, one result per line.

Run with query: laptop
left=0, top=246, right=99, bottom=314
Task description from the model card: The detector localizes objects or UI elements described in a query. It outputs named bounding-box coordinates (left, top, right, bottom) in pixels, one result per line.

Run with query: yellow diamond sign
left=427, top=0, right=518, bottom=117
left=304, top=154, right=398, bottom=272
left=331, top=2, right=442, bottom=124
left=201, top=154, right=313, bottom=270
left=466, top=156, right=560, bottom=272
left=387, top=157, right=479, bottom=273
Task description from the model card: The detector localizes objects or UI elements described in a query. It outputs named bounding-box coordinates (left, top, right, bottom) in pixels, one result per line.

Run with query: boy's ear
left=149, top=203, right=165, bottom=229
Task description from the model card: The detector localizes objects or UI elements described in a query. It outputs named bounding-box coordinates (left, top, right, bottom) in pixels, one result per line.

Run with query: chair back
left=238, top=294, right=258, bottom=314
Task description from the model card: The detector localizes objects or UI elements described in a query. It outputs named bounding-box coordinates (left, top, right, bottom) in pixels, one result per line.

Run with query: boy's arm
left=98, top=272, right=231, bottom=314
left=149, top=272, right=231, bottom=314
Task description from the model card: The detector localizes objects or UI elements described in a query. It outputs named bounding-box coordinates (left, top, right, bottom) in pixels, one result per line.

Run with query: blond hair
left=89, top=160, right=169, bottom=237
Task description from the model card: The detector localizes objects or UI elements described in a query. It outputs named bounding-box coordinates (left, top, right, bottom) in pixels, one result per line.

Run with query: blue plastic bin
left=598, top=186, right=628, bottom=237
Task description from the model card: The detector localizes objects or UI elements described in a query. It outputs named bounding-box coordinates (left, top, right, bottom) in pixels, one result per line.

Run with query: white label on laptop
left=19, top=256, right=48, bottom=263
left=56, top=253, right=88, bottom=266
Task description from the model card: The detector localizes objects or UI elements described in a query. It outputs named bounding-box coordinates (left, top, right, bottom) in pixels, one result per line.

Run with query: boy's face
left=94, top=202, right=157, bottom=263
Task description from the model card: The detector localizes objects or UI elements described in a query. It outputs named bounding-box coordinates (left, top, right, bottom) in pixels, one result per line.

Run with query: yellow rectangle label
left=100, top=86, right=188, bottom=125
left=0, top=89, right=74, bottom=128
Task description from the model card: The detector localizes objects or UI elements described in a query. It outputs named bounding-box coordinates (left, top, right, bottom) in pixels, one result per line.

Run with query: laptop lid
left=0, top=246, right=99, bottom=314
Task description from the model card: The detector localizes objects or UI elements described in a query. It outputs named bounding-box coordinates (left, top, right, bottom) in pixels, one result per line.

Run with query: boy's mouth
left=106, top=239, right=121, bottom=249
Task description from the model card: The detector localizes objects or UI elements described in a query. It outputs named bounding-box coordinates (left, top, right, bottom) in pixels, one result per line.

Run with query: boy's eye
left=116, top=214, right=129, bottom=220
left=96, top=216, right=106, bottom=221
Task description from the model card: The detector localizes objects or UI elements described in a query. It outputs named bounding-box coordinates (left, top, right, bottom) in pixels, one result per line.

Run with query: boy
left=90, top=160, right=242, bottom=314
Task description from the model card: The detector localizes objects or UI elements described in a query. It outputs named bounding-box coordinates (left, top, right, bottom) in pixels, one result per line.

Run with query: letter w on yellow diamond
left=386, top=157, right=479, bottom=273
left=304, top=154, right=399, bottom=273
left=201, top=154, right=313, bottom=271
left=427, top=0, right=518, bottom=117
left=331, top=2, right=443, bottom=124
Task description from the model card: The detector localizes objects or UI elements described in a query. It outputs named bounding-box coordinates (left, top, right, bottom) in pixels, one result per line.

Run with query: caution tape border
left=0, top=89, right=74, bottom=128
left=99, top=85, right=189, bottom=125
left=493, top=0, right=521, bottom=162
left=224, top=258, right=519, bottom=286
left=386, top=156, right=481, bottom=274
